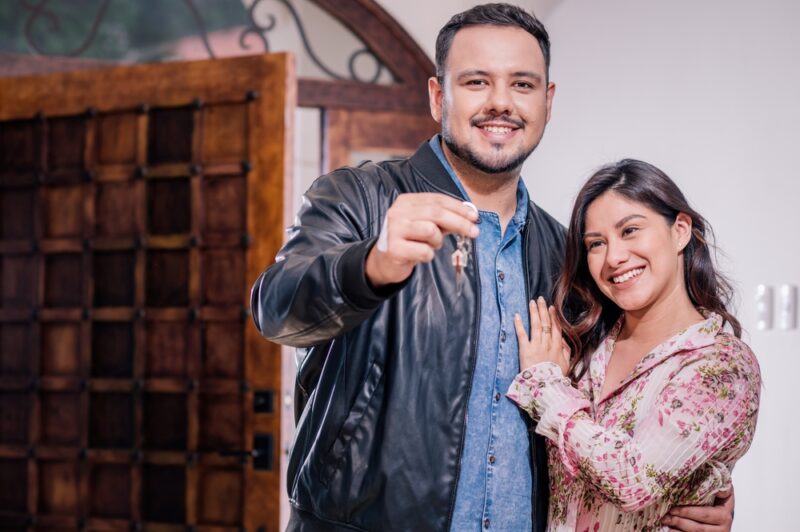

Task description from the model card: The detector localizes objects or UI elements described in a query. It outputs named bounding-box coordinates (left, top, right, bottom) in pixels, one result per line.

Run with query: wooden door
left=0, top=54, right=293, bottom=532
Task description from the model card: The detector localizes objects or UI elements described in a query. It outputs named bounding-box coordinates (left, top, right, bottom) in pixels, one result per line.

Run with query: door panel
left=0, top=54, right=293, bottom=531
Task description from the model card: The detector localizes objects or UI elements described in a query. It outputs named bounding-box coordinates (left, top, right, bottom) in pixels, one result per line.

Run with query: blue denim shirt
left=429, top=137, right=533, bottom=531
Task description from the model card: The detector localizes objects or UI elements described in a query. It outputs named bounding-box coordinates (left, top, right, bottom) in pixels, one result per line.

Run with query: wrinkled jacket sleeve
left=250, top=167, right=401, bottom=348
left=507, top=343, right=761, bottom=512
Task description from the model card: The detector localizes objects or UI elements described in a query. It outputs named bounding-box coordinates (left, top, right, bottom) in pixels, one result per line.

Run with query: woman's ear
left=673, top=212, right=693, bottom=252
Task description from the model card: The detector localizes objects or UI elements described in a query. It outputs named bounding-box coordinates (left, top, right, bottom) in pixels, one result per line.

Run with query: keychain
left=452, top=202, right=478, bottom=296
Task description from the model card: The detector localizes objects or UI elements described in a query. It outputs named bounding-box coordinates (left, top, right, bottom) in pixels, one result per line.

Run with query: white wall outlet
left=778, top=284, right=798, bottom=331
left=755, top=284, right=774, bottom=331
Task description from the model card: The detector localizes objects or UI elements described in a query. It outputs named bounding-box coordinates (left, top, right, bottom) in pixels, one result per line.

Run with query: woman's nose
left=605, top=239, right=630, bottom=267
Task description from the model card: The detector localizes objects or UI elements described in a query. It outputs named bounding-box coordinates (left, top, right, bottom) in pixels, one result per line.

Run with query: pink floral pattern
left=507, top=314, right=761, bottom=531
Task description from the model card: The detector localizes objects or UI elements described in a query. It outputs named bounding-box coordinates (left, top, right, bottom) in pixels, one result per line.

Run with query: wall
left=522, top=1, right=798, bottom=530
left=381, top=0, right=796, bottom=529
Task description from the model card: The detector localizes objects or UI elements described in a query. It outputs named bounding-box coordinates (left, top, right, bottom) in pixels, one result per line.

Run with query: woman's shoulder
left=713, top=331, right=759, bottom=365
left=688, top=330, right=762, bottom=386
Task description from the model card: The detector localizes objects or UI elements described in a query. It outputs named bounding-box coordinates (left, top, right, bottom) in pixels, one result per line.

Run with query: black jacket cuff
left=336, top=237, right=408, bottom=310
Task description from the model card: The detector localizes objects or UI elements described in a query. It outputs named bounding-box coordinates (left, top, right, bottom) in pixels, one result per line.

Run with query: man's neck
left=442, top=144, right=521, bottom=231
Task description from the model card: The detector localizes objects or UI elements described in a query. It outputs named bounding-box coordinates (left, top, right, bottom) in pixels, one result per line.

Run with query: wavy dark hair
left=555, top=159, right=741, bottom=382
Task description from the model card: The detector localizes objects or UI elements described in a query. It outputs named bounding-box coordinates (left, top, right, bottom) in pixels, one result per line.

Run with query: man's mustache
left=471, top=116, right=525, bottom=128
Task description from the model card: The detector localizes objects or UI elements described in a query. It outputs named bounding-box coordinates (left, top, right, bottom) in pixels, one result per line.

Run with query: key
left=452, top=201, right=478, bottom=297
left=452, top=235, right=471, bottom=296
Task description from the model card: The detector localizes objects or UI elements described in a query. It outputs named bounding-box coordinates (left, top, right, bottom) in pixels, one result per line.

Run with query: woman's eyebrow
left=583, top=214, right=646, bottom=238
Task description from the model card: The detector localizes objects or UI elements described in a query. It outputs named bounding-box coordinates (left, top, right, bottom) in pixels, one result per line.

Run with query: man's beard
left=441, top=116, right=538, bottom=175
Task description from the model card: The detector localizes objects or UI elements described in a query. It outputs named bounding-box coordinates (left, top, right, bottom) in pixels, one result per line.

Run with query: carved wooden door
left=0, top=54, right=293, bottom=532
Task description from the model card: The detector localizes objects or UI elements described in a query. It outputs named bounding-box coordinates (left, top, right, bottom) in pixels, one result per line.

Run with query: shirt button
left=488, top=455, right=496, bottom=464
left=497, top=271, right=505, bottom=281
left=484, top=518, right=491, bottom=529
left=500, top=330, right=506, bottom=342
left=494, top=392, right=501, bottom=401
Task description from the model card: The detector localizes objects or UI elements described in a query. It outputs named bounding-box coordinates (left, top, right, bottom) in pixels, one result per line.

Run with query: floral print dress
left=506, top=313, right=761, bottom=531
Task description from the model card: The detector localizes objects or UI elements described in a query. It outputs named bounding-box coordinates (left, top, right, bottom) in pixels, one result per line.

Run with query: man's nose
left=485, top=84, right=513, bottom=115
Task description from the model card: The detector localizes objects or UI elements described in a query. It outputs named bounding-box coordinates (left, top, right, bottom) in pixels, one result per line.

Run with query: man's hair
left=435, top=3, right=551, bottom=83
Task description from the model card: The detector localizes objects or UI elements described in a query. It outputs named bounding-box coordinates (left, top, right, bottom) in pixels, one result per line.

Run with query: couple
left=251, top=3, right=760, bottom=531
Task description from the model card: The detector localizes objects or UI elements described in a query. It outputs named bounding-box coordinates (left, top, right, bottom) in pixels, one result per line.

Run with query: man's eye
left=466, top=79, right=488, bottom=86
left=514, top=81, right=534, bottom=89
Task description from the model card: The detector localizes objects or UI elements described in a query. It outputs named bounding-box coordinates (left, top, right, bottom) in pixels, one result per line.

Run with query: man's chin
left=471, top=152, right=529, bottom=174
left=443, top=136, right=533, bottom=175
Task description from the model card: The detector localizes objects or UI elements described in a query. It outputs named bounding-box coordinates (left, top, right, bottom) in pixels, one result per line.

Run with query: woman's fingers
left=514, top=313, right=529, bottom=345
left=518, top=298, right=569, bottom=375
left=536, top=297, right=552, bottom=349
left=515, top=313, right=535, bottom=369
left=529, top=299, right=542, bottom=340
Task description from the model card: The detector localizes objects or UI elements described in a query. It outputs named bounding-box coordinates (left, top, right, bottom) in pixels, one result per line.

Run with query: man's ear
left=545, top=81, right=556, bottom=124
left=428, top=76, right=444, bottom=124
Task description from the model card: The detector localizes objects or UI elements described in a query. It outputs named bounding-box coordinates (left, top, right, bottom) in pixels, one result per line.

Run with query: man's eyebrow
left=583, top=214, right=647, bottom=238
left=456, top=69, right=490, bottom=80
left=512, top=71, right=544, bottom=83
left=455, top=70, right=544, bottom=83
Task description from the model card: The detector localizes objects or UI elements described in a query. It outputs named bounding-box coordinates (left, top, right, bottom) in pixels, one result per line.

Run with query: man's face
left=429, top=25, right=555, bottom=175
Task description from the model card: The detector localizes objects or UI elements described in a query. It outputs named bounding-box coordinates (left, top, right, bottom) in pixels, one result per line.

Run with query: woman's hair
left=555, top=159, right=741, bottom=381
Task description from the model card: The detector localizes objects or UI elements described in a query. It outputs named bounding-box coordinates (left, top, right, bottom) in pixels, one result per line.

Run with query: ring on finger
left=542, top=326, right=552, bottom=334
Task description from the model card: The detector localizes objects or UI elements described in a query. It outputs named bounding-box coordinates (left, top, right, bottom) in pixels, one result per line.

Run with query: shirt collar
left=428, top=135, right=529, bottom=227
left=592, top=312, right=723, bottom=404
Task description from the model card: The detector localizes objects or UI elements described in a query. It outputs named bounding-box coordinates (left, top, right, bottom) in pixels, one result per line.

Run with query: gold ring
left=542, top=326, right=552, bottom=334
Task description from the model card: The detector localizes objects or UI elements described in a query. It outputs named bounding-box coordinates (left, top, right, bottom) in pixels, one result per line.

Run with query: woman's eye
left=622, top=226, right=639, bottom=237
left=586, top=240, right=604, bottom=250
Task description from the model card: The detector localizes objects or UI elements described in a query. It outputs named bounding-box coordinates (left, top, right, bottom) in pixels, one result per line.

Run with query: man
left=251, top=4, right=734, bottom=531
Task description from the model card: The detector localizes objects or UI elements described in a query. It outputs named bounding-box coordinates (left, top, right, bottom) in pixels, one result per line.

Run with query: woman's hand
left=514, top=296, right=570, bottom=376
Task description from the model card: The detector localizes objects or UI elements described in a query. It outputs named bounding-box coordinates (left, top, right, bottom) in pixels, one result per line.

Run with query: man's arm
left=250, top=169, right=479, bottom=347
left=250, top=168, right=385, bottom=347
left=661, top=488, right=735, bottom=532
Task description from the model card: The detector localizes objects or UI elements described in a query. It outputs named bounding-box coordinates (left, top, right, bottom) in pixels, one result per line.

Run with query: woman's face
left=583, top=191, right=691, bottom=315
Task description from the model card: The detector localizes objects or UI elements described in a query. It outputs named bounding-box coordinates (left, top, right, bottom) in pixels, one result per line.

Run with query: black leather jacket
left=251, top=142, right=566, bottom=531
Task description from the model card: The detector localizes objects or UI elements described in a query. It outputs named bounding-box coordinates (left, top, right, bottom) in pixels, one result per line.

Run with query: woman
left=507, top=159, right=760, bottom=531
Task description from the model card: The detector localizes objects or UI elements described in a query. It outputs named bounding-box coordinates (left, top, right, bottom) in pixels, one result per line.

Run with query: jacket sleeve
left=506, top=341, right=761, bottom=512
left=250, top=167, right=403, bottom=347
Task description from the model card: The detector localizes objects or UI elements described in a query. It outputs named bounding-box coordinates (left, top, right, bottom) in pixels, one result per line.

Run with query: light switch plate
left=755, top=284, right=773, bottom=331
left=778, top=284, right=798, bottom=331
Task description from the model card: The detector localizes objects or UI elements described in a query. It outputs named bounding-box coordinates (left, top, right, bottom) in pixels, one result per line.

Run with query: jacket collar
left=409, top=139, right=532, bottom=224
left=592, top=312, right=723, bottom=405
left=408, top=139, right=469, bottom=200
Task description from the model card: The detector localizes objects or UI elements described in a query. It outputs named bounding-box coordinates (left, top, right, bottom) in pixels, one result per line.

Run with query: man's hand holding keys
left=365, top=193, right=480, bottom=288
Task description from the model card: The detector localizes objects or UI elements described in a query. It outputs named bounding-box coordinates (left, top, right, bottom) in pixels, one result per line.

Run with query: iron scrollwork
left=20, top=0, right=390, bottom=84
left=22, top=0, right=112, bottom=57
left=21, top=0, right=217, bottom=59
left=240, top=0, right=389, bottom=84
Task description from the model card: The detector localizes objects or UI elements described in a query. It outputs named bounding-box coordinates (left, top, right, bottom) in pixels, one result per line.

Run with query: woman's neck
left=618, top=285, right=704, bottom=345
